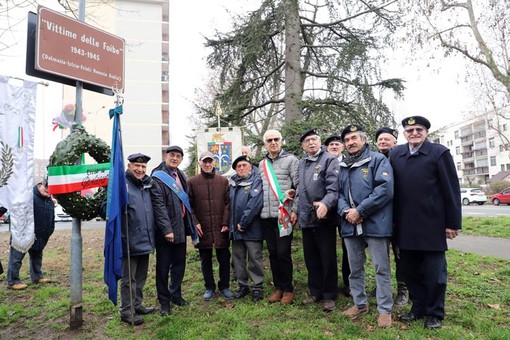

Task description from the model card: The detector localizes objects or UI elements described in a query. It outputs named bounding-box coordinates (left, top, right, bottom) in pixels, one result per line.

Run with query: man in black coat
left=7, top=182, right=55, bottom=290
left=390, top=116, right=461, bottom=330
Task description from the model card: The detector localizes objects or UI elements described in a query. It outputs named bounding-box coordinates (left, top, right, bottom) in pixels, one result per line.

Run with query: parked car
left=55, top=204, right=72, bottom=222
left=490, top=188, right=510, bottom=206
left=460, top=188, right=487, bottom=205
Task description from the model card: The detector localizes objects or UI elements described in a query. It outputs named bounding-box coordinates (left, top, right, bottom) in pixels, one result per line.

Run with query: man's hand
left=446, top=228, right=458, bottom=239
left=165, top=232, right=175, bottom=243
left=290, top=211, right=298, bottom=225
left=196, top=223, right=203, bottom=237
left=313, top=201, right=328, bottom=219
left=221, top=225, right=229, bottom=233
left=344, top=208, right=363, bottom=225
left=237, top=224, right=245, bottom=232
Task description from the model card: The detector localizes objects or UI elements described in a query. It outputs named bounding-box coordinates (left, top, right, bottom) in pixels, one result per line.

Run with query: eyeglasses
left=265, top=137, right=281, bottom=143
left=404, top=127, right=425, bottom=134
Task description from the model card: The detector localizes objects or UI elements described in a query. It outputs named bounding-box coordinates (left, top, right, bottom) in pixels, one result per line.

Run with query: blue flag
left=104, top=105, right=128, bottom=305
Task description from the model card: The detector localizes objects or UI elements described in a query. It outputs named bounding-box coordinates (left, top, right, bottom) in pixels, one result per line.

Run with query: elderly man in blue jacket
left=338, top=125, right=394, bottom=328
left=297, top=129, right=339, bottom=312
left=229, top=155, right=264, bottom=302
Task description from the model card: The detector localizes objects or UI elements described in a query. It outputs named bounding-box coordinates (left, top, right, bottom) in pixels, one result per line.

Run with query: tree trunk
left=284, top=0, right=302, bottom=122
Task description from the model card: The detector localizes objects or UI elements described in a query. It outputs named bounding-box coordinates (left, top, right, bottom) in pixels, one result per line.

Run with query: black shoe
left=171, top=297, right=189, bottom=306
left=160, top=304, right=171, bottom=316
left=135, top=306, right=155, bottom=315
left=399, top=312, right=423, bottom=323
left=252, top=290, right=263, bottom=302
left=120, top=314, right=144, bottom=326
left=424, top=316, right=442, bottom=329
left=234, top=287, right=250, bottom=299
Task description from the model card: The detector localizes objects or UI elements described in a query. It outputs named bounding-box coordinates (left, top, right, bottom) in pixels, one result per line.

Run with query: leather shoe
left=323, top=300, right=336, bottom=312
left=135, top=306, right=155, bottom=315
left=281, top=292, right=294, bottom=305
left=159, top=304, right=171, bottom=316
left=7, top=283, right=27, bottom=290
left=203, top=289, right=215, bottom=301
left=302, top=295, right=321, bottom=305
left=234, top=287, right=250, bottom=299
left=424, top=316, right=442, bottom=329
left=252, top=290, right=263, bottom=302
left=120, top=314, right=144, bottom=325
left=399, top=312, right=422, bottom=323
left=171, top=297, right=189, bottom=306
left=35, top=278, right=51, bottom=284
left=221, top=288, right=234, bottom=300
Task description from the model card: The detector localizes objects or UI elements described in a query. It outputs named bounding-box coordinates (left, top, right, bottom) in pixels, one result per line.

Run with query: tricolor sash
left=261, top=159, right=293, bottom=237
left=152, top=170, right=199, bottom=245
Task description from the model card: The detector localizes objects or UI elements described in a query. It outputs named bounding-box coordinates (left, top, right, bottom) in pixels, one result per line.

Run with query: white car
left=54, top=204, right=72, bottom=222
left=460, top=188, right=487, bottom=206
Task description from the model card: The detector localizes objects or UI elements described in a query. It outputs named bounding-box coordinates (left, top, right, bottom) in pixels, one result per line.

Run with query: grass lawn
left=0, top=225, right=509, bottom=339
left=461, top=216, right=510, bottom=238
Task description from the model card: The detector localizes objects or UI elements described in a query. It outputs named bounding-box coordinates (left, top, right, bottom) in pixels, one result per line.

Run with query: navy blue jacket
left=390, top=140, right=461, bottom=251
left=229, top=169, right=263, bottom=241
left=31, top=184, right=55, bottom=251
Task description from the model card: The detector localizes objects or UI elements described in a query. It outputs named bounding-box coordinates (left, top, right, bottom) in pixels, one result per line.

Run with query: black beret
left=166, top=145, right=184, bottom=155
left=299, top=128, right=319, bottom=143
left=340, top=124, right=364, bottom=142
left=128, top=153, right=151, bottom=163
left=325, top=135, right=342, bottom=146
left=232, top=155, right=252, bottom=169
left=401, top=116, right=431, bottom=129
left=375, top=127, right=398, bottom=141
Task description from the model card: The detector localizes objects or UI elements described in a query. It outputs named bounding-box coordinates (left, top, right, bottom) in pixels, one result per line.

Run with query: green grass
left=0, top=226, right=509, bottom=339
left=461, top=216, right=510, bottom=238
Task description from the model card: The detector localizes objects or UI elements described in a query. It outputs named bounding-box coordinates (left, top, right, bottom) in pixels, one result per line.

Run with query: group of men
left=96, top=114, right=461, bottom=329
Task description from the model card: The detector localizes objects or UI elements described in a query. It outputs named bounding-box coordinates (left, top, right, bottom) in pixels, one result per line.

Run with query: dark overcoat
left=32, top=184, right=55, bottom=251
left=390, top=139, right=461, bottom=251
left=188, top=169, right=230, bottom=249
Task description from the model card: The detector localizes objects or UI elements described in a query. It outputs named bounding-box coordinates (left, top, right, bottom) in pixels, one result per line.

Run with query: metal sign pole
left=70, top=0, right=86, bottom=330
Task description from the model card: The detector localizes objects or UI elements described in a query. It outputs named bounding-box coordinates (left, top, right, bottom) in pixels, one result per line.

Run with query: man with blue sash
left=151, top=145, right=198, bottom=316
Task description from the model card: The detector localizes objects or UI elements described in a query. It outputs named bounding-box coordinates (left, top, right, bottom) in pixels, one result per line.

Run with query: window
left=456, top=146, right=460, bottom=155
left=489, top=138, right=495, bottom=148
left=502, top=164, right=505, bottom=171
left=457, top=162, right=461, bottom=170
left=490, top=156, right=496, bottom=166
left=504, top=124, right=508, bottom=132
left=454, top=130, right=459, bottom=139
left=506, top=164, right=510, bottom=171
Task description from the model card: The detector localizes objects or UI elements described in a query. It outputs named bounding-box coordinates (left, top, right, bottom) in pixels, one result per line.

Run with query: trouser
left=302, top=226, right=338, bottom=300
left=199, top=247, right=231, bottom=291
left=155, top=242, right=186, bottom=305
left=338, top=227, right=351, bottom=288
left=344, top=236, right=393, bottom=314
left=391, top=241, right=406, bottom=288
left=232, top=240, right=264, bottom=291
left=400, top=250, right=447, bottom=320
left=261, top=218, right=293, bottom=292
left=120, top=254, right=149, bottom=316
left=7, top=246, right=44, bottom=285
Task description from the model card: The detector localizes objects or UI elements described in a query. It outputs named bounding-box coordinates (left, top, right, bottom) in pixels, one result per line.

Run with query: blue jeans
left=344, top=236, right=393, bottom=313
left=7, top=246, right=44, bottom=285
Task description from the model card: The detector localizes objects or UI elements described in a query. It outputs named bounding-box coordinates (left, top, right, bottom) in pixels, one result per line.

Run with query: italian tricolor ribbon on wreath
left=47, top=163, right=110, bottom=194
left=261, top=159, right=293, bottom=237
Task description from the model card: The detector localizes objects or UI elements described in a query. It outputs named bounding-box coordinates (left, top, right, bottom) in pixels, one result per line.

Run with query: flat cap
left=324, top=135, right=342, bottom=146
left=375, top=127, right=398, bottom=141
left=299, top=128, right=319, bottom=143
left=341, top=124, right=364, bottom=142
left=166, top=145, right=184, bottom=155
left=199, top=151, right=215, bottom=161
left=127, top=153, right=151, bottom=163
left=401, top=116, right=431, bottom=129
left=232, top=155, right=251, bottom=169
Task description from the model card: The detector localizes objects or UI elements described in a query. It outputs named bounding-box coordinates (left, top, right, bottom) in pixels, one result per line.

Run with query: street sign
left=35, top=6, right=125, bottom=91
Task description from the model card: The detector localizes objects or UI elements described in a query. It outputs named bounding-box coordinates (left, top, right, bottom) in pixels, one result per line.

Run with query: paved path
left=448, top=234, right=510, bottom=260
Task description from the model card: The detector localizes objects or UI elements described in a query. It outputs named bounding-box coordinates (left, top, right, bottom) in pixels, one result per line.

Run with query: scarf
left=343, top=144, right=368, bottom=168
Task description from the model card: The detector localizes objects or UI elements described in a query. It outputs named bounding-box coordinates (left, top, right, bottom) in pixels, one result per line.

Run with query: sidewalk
left=448, top=234, right=510, bottom=260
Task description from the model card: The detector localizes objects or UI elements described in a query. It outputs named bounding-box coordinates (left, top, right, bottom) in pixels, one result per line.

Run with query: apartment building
left=435, top=107, right=510, bottom=186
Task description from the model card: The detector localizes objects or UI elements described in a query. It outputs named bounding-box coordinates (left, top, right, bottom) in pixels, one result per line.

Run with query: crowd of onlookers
left=2, top=115, right=461, bottom=330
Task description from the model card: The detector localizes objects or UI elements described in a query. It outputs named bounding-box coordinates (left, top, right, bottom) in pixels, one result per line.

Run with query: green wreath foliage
left=48, top=128, right=111, bottom=220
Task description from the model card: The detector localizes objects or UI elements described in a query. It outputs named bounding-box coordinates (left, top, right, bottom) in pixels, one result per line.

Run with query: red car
left=490, top=188, right=510, bottom=206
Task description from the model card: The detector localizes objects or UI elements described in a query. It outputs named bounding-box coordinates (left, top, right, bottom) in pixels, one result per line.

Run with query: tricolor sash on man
left=261, top=159, right=293, bottom=237
left=152, top=170, right=199, bottom=245
left=47, top=163, right=110, bottom=194
left=104, top=105, right=128, bottom=305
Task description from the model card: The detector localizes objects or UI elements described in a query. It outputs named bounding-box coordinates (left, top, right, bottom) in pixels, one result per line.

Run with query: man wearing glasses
left=259, top=129, right=299, bottom=305
left=390, top=116, right=461, bottom=329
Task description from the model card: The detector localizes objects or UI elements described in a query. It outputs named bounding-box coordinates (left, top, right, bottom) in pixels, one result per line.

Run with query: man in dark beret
left=340, top=125, right=364, bottom=142
left=151, top=145, right=197, bottom=315
left=104, top=152, right=156, bottom=325
left=390, top=116, right=461, bottom=329
left=375, top=127, right=398, bottom=159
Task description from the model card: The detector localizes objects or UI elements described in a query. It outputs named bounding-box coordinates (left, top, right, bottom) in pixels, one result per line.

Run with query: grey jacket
left=297, top=147, right=340, bottom=228
left=258, top=150, right=299, bottom=219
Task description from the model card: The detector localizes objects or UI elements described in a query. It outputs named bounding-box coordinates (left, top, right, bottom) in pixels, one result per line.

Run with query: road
left=461, top=204, right=510, bottom=217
